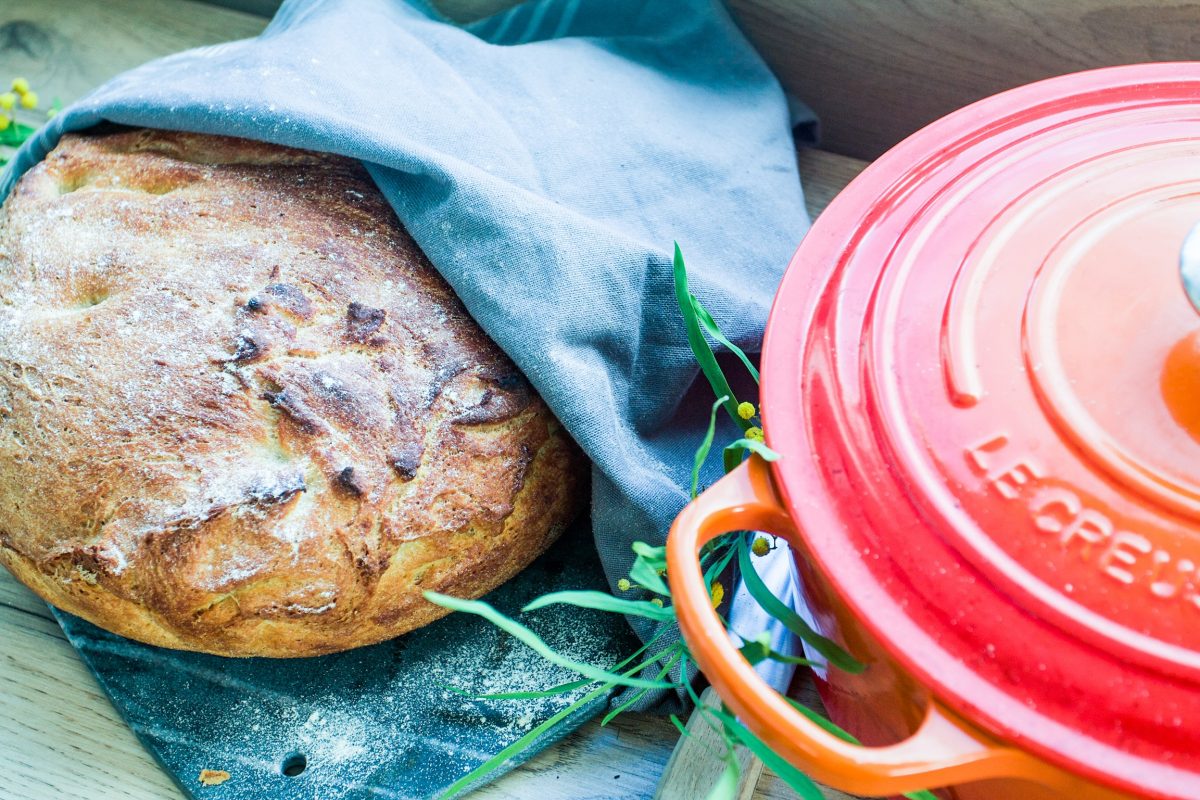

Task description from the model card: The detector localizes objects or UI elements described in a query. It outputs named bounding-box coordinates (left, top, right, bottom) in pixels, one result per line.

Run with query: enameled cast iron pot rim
left=667, top=62, right=1200, bottom=800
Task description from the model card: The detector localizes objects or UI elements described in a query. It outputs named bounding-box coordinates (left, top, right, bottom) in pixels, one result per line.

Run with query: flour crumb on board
left=198, top=769, right=231, bottom=786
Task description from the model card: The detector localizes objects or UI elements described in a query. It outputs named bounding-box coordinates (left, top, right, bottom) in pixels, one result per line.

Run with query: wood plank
left=799, top=148, right=869, bottom=221
left=0, top=0, right=266, bottom=108
left=727, top=0, right=1200, bottom=161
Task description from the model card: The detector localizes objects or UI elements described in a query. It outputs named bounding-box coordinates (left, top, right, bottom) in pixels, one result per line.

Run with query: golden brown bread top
left=0, top=128, right=584, bottom=656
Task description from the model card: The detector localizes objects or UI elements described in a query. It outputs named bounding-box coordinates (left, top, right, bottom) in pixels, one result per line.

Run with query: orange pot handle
left=666, top=454, right=1073, bottom=797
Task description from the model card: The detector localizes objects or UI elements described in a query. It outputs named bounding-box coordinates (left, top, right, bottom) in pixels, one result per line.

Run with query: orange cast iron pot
left=668, top=63, right=1200, bottom=800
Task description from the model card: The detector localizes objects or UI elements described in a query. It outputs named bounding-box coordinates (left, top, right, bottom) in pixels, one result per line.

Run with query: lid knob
left=1180, top=221, right=1200, bottom=314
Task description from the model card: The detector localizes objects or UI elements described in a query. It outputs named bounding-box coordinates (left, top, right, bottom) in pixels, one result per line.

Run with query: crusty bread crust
left=0, top=128, right=584, bottom=657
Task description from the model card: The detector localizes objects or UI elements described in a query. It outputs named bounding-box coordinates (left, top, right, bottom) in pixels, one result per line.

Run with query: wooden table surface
left=0, top=2, right=868, bottom=798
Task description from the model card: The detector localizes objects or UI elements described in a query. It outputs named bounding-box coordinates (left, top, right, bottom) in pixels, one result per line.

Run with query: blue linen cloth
left=2, top=0, right=812, bottom=690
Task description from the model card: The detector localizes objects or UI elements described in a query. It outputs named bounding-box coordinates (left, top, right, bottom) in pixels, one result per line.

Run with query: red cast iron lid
left=763, top=63, right=1200, bottom=798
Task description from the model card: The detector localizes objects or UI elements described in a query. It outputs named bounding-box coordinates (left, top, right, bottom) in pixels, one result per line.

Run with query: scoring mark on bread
left=262, top=388, right=324, bottom=434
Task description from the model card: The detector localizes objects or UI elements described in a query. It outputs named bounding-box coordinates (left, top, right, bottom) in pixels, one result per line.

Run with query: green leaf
left=691, top=395, right=727, bottom=498
left=736, top=537, right=865, bottom=674
left=523, top=590, right=676, bottom=622
left=691, top=295, right=760, bottom=383
left=673, top=243, right=747, bottom=431
left=704, top=754, right=741, bottom=800
left=705, top=706, right=826, bottom=800
left=723, top=438, right=781, bottom=464
left=424, top=592, right=675, bottom=690
left=630, top=556, right=670, bottom=596
left=443, top=679, right=590, bottom=700
left=631, top=541, right=667, bottom=570
left=739, top=636, right=771, bottom=667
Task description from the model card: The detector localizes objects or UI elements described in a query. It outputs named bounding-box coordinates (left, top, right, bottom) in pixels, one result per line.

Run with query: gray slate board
left=53, top=524, right=636, bottom=799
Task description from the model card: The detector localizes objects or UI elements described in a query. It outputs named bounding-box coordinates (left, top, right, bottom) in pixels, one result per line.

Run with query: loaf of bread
left=0, top=128, right=584, bottom=657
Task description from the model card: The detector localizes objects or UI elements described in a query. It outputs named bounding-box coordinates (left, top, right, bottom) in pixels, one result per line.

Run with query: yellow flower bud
left=19, top=91, right=37, bottom=110
left=616, top=578, right=631, bottom=592
left=709, top=581, right=725, bottom=609
left=0, top=116, right=10, bottom=132
left=11, top=78, right=29, bottom=95
left=751, top=537, right=771, bottom=557
left=737, top=401, right=756, bottom=420
left=0, top=93, right=15, bottom=111
left=650, top=598, right=664, bottom=608
left=745, top=426, right=764, bottom=442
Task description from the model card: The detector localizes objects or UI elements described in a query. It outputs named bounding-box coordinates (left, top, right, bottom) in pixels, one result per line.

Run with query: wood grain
left=654, top=687, right=764, bottom=800
left=0, top=1, right=872, bottom=798
left=727, top=0, right=1200, bottom=160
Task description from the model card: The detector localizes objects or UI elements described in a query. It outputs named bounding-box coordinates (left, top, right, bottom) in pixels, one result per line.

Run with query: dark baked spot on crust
left=254, top=283, right=313, bottom=320
left=229, top=330, right=268, bottom=363
left=346, top=302, right=387, bottom=343
left=389, top=443, right=423, bottom=481
left=335, top=466, right=364, bottom=496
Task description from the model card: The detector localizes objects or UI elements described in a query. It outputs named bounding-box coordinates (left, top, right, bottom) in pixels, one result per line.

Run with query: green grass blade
left=782, top=696, right=859, bottom=743
left=673, top=243, right=747, bottom=430
left=704, top=755, right=741, bottom=800
left=736, top=537, right=865, bottom=674
left=424, top=592, right=675, bottom=690
left=523, top=590, right=676, bottom=622
left=437, top=637, right=686, bottom=798
left=444, top=679, right=591, bottom=700
left=601, top=647, right=683, bottom=725
left=780, top=698, right=938, bottom=800
left=706, top=706, right=826, bottom=800
left=723, top=436, right=781, bottom=474
left=723, top=438, right=781, bottom=463
left=692, top=396, right=727, bottom=498
left=703, top=542, right=738, bottom=590
left=723, top=443, right=744, bottom=474
left=691, top=295, right=760, bottom=383
left=436, top=680, right=613, bottom=798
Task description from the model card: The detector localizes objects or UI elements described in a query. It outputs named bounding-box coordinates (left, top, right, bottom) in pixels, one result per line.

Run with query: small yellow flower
left=0, top=116, right=10, bottom=132
left=751, top=537, right=771, bottom=557
left=709, top=581, right=725, bottom=609
left=737, top=401, right=756, bottom=420
left=745, top=426, right=764, bottom=442
left=0, top=93, right=15, bottom=111
left=11, top=77, right=29, bottom=95
left=19, top=91, right=37, bottom=110
left=616, top=578, right=631, bottom=592
left=650, top=598, right=664, bottom=608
